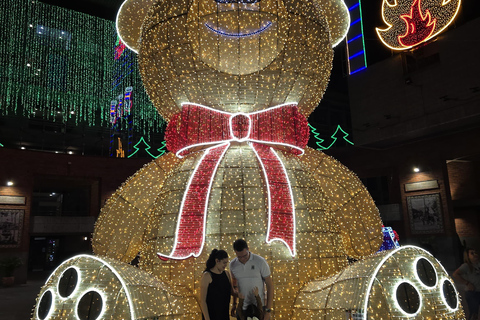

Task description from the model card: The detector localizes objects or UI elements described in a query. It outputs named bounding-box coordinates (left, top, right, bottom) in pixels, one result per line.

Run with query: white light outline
left=362, top=245, right=458, bottom=320
left=115, top=0, right=139, bottom=54
left=392, top=279, right=423, bottom=317
left=439, top=277, right=459, bottom=311
left=332, top=0, right=351, bottom=47
left=413, top=257, right=438, bottom=288
left=36, top=289, right=55, bottom=320
left=57, top=266, right=82, bottom=300
left=376, top=0, right=462, bottom=50
left=44, top=255, right=136, bottom=319
left=157, top=143, right=230, bottom=260
left=74, top=288, right=107, bottom=320
left=250, top=143, right=296, bottom=256
left=176, top=102, right=304, bottom=157
left=229, top=113, right=251, bottom=142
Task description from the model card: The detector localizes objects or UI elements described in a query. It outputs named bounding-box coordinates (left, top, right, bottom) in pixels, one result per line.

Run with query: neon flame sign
left=398, top=0, right=436, bottom=47
left=376, top=0, right=461, bottom=50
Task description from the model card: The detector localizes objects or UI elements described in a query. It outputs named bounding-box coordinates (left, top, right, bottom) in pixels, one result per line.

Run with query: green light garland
left=128, top=137, right=164, bottom=159
left=309, top=123, right=354, bottom=150
left=0, top=0, right=165, bottom=138
left=308, top=123, right=327, bottom=150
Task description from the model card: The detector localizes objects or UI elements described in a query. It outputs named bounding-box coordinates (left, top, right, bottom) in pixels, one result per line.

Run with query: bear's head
left=116, top=0, right=349, bottom=119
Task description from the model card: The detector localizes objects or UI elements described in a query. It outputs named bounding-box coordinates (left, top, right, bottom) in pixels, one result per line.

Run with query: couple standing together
left=200, top=239, right=273, bottom=320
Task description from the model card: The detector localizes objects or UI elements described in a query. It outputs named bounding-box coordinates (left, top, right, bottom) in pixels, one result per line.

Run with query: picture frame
left=407, top=193, right=444, bottom=234
left=0, top=195, right=26, bottom=205
left=0, top=209, right=25, bottom=247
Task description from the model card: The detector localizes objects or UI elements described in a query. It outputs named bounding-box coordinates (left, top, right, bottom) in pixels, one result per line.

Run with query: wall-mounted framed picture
left=0, top=195, right=26, bottom=205
left=407, top=193, right=444, bottom=234
left=0, top=209, right=25, bottom=247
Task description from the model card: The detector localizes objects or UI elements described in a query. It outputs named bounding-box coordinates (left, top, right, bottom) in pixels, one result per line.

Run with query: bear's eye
left=214, top=0, right=259, bottom=4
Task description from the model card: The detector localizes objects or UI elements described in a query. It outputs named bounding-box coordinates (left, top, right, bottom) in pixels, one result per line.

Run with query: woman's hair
left=205, top=249, right=228, bottom=271
left=464, top=247, right=475, bottom=270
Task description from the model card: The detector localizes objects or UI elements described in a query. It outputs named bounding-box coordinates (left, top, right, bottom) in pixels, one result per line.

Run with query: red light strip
left=158, top=143, right=229, bottom=260
left=251, top=143, right=295, bottom=255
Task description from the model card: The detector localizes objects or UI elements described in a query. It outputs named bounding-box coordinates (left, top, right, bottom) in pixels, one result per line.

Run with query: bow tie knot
left=230, top=114, right=250, bottom=140
left=166, top=103, right=309, bottom=157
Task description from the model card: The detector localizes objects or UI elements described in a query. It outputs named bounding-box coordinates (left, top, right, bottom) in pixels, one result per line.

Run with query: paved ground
left=0, top=272, right=475, bottom=320
left=0, top=273, right=47, bottom=320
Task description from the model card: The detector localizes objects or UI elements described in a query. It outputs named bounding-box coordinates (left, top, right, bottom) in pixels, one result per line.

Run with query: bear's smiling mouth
left=204, top=21, right=272, bottom=37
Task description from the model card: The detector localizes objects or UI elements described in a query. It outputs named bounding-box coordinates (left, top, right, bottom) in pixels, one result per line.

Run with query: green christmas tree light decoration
left=156, top=140, right=167, bottom=158
left=128, top=137, right=164, bottom=159
left=308, top=123, right=327, bottom=150
left=0, top=143, right=3, bottom=147
left=309, top=124, right=354, bottom=150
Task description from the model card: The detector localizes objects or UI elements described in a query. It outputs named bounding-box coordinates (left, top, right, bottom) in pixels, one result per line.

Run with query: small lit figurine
left=377, top=225, right=400, bottom=252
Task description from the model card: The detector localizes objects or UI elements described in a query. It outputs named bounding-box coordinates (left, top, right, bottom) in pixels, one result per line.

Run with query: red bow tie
left=158, top=103, right=309, bottom=260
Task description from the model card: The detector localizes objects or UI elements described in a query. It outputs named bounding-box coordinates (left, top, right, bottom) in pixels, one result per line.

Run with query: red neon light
left=398, top=0, right=436, bottom=47
left=251, top=143, right=295, bottom=252
left=158, top=144, right=229, bottom=260
left=114, top=40, right=126, bottom=60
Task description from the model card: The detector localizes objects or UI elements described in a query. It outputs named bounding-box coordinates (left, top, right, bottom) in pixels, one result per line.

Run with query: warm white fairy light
left=33, top=254, right=201, bottom=320
left=44, top=0, right=464, bottom=320
left=293, top=245, right=464, bottom=320
left=413, top=256, right=438, bottom=288
left=36, top=289, right=55, bottom=320
left=392, top=280, right=422, bottom=317
left=57, top=266, right=82, bottom=300
left=74, top=288, right=107, bottom=320
left=440, top=278, right=460, bottom=312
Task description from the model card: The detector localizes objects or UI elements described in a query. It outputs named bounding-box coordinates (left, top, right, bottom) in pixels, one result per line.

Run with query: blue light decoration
left=345, top=0, right=367, bottom=75
left=377, top=226, right=400, bottom=252
left=205, top=21, right=272, bottom=38
left=109, top=31, right=140, bottom=158
left=128, top=137, right=165, bottom=159
left=110, top=100, right=117, bottom=125
left=310, top=124, right=354, bottom=150
left=123, top=87, right=133, bottom=116
left=109, top=87, right=135, bottom=157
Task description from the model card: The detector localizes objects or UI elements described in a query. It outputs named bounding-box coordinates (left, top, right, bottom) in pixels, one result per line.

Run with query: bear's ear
left=116, top=0, right=157, bottom=53
left=282, top=0, right=349, bottom=47
left=314, top=0, right=350, bottom=47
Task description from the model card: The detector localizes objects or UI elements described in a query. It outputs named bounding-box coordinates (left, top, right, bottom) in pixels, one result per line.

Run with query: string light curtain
left=0, top=0, right=165, bottom=138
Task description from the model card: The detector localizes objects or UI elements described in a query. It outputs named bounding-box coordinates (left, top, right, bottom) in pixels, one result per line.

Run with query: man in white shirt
left=230, top=239, right=274, bottom=320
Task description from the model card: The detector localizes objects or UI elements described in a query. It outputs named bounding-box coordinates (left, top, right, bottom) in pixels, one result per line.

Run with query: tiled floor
left=0, top=273, right=476, bottom=320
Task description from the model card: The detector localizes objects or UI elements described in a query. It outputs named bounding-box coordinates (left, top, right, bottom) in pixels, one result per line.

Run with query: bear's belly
left=93, top=145, right=382, bottom=319
left=140, top=144, right=347, bottom=317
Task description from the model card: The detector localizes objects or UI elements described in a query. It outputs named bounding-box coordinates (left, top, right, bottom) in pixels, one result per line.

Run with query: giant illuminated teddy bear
left=32, top=0, right=464, bottom=319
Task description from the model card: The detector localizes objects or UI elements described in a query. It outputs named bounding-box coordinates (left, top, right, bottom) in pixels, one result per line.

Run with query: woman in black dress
left=200, top=249, right=233, bottom=320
